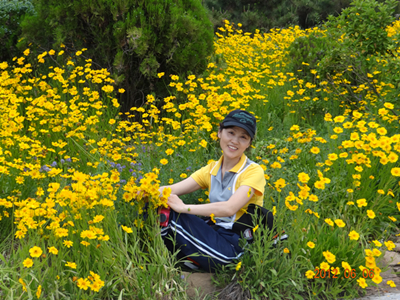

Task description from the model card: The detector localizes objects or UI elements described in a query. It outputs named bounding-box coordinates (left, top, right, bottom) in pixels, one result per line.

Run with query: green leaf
left=0, top=253, right=6, bottom=263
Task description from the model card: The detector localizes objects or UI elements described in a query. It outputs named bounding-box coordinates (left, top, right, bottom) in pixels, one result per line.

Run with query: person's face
left=217, top=126, right=251, bottom=161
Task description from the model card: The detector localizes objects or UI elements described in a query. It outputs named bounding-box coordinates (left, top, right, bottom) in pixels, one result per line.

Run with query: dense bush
left=19, top=0, right=214, bottom=111
left=203, top=0, right=400, bottom=34
left=203, top=0, right=354, bottom=33
left=0, top=0, right=35, bottom=62
left=325, top=0, right=399, bottom=55
left=286, top=0, right=400, bottom=113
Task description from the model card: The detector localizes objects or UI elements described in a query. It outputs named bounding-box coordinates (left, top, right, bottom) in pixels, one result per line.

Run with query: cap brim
left=222, top=121, right=254, bottom=138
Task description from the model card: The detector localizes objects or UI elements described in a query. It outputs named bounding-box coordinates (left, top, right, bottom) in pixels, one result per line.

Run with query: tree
left=20, top=0, right=214, bottom=111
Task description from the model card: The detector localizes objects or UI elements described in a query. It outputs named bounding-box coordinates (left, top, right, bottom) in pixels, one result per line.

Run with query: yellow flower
left=19, top=278, right=27, bottom=292
left=160, top=159, right=168, bottom=165
left=376, top=127, right=387, bottom=135
left=372, top=248, right=382, bottom=257
left=36, top=285, right=42, bottom=298
left=77, top=278, right=90, bottom=290
left=23, top=258, right=33, bottom=268
left=121, top=225, right=133, bottom=233
left=323, top=250, right=336, bottom=264
left=348, top=230, right=360, bottom=241
left=357, top=277, right=368, bottom=288
left=372, top=275, right=383, bottom=284
left=162, top=187, right=172, bottom=198
left=93, top=215, right=105, bottom=223
left=354, top=166, right=363, bottom=172
left=305, top=270, right=315, bottom=279
left=387, top=280, right=396, bottom=288
left=320, top=262, right=330, bottom=271
left=48, top=247, right=58, bottom=255
left=210, top=213, right=216, bottom=223
left=298, top=172, right=310, bottom=183
left=307, top=241, right=315, bottom=249
left=253, top=224, right=259, bottom=233
left=314, top=181, right=325, bottom=190
left=342, top=261, right=351, bottom=271
left=385, top=241, right=396, bottom=251
left=367, top=210, right=376, bottom=219
left=356, top=198, right=367, bottom=207
left=270, top=162, right=282, bottom=169
left=65, top=261, right=77, bottom=269
left=310, top=147, right=320, bottom=154
left=157, top=72, right=165, bottom=78
left=372, top=240, right=382, bottom=247
left=325, top=218, right=334, bottom=226
left=328, top=153, right=338, bottom=161
left=199, top=140, right=207, bottom=148
left=235, top=261, right=242, bottom=271
left=334, top=219, right=345, bottom=227
left=165, top=149, right=174, bottom=155
left=90, top=279, right=105, bottom=292
left=365, top=249, right=373, bottom=256
left=283, top=248, right=290, bottom=254
left=388, top=216, right=397, bottom=222
left=334, top=116, right=345, bottom=123
left=29, top=246, right=43, bottom=258
left=180, top=173, right=188, bottom=178
left=63, top=240, right=73, bottom=248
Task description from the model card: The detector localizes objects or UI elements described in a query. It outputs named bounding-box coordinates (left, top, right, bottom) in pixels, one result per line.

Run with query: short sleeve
left=239, top=164, right=266, bottom=196
left=190, top=163, right=213, bottom=189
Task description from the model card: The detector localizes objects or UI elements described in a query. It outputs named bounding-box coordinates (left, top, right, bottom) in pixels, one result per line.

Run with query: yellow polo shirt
left=191, top=154, right=266, bottom=223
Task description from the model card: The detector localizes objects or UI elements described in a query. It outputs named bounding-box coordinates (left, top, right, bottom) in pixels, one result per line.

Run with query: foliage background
left=1, top=0, right=400, bottom=299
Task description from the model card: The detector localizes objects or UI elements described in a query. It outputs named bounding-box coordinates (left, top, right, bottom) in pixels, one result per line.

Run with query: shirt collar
left=210, top=153, right=248, bottom=176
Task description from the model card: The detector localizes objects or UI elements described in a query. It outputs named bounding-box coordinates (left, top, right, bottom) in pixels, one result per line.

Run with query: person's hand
left=167, top=194, right=187, bottom=214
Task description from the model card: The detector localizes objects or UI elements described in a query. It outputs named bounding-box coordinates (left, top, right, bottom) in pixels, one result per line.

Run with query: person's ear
left=247, top=139, right=252, bottom=148
left=217, top=129, right=222, bottom=139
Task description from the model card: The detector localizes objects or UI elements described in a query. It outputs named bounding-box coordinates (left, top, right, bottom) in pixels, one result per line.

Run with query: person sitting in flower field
left=158, top=109, right=273, bottom=272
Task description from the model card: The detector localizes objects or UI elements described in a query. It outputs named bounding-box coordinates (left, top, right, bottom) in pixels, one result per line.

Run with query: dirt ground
left=361, top=242, right=400, bottom=298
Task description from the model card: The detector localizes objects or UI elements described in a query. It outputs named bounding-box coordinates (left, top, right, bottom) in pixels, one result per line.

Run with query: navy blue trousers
left=160, top=209, right=244, bottom=272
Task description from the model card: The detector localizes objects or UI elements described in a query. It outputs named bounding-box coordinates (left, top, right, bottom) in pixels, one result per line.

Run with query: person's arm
left=159, top=177, right=201, bottom=196
left=167, top=185, right=255, bottom=217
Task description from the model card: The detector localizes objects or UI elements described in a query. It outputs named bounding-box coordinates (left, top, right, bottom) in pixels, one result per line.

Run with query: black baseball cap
left=221, top=109, right=257, bottom=139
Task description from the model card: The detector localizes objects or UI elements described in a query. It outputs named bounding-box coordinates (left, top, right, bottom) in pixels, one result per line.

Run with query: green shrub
left=0, top=0, right=35, bottom=62
left=286, top=0, right=400, bottom=113
left=19, top=0, right=214, bottom=111
left=286, top=31, right=337, bottom=82
left=326, top=0, right=399, bottom=56
left=203, top=0, right=353, bottom=33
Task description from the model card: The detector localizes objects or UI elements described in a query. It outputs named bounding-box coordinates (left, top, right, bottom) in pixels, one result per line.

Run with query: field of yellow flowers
left=1, top=18, right=400, bottom=299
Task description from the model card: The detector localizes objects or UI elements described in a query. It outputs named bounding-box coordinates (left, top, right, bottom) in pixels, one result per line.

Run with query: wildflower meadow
left=1, top=1, right=400, bottom=299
